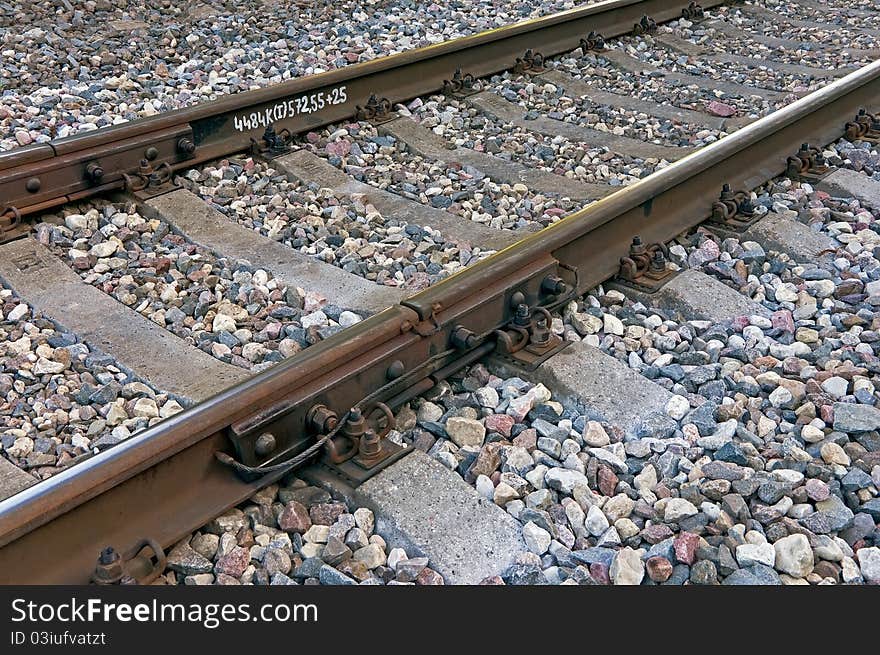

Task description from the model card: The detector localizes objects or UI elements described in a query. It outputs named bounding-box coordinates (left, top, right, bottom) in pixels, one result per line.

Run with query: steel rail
left=0, top=0, right=723, bottom=227
left=0, top=51, right=877, bottom=583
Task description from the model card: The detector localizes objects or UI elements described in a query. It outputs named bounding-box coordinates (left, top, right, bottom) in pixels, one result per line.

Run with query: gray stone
left=833, top=402, right=880, bottom=433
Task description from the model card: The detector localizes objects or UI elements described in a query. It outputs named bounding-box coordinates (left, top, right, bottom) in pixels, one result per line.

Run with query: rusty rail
left=0, top=0, right=724, bottom=239
left=1, top=48, right=878, bottom=582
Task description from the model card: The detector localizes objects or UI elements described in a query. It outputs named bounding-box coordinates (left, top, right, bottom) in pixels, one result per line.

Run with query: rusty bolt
left=451, top=325, right=478, bottom=349
left=86, top=162, right=104, bottom=183
left=25, top=177, right=41, bottom=193
left=92, top=546, right=124, bottom=585
left=541, top=275, right=567, bottom=296
left=177, top=138, right=196, bottom=154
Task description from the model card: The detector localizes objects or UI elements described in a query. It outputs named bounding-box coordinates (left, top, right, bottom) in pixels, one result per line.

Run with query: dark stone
left=689, top=560, right=718, bottom=585
left=318, top=564, right=357, bottom=585
left=504, top=564, right=548, bottom=585
left=685, top=402, right=718, bottom=436
left=757, top=481, right=789, bottom=505
left=571, top=547, right=616, bottom=567
left=840, top=467, right=873, bottom=491
left=715, top=442, right=748, bottom=466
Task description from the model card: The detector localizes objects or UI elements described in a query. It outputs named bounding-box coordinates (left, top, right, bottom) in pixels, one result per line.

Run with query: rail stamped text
left=233, top=85, right=348, bottom=132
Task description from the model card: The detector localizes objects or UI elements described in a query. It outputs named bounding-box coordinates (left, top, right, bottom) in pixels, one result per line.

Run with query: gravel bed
left=405, top=95, right=671, bottom=188
left=550, top=52, right=784, bottom=123
left=620, top=29, right=825, bottom=95
left=162, top=481, right=443, bottom=585
left=182, top=157, right=493, bottom=291
left=1, top=286, right=182, bottom=479
left=763, top=0, right=880, bottom=30
left=474, top=71, right=726, bottom=146
left=303, top=121, right=581, bottom=229
left=39, top=201, right=361, bottom=372
left=1, top=0, right=583, bottom=151
left=390, top=352, right=879, bottom=584
left=694, top=8, right=878, bottom=68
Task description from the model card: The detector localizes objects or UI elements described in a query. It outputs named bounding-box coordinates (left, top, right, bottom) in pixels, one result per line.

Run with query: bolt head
left=254, top=432, right=277, bottom=457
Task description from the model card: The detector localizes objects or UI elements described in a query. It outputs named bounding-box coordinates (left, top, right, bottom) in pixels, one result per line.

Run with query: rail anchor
left=492, top=302, right=566, bottom=369
left=250, top=124, right=293, bottom=157
left=126, top=158, right=179, bottom=200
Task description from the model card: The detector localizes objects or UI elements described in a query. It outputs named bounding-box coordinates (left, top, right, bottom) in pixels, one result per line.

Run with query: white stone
left=736, top=543, right=776, bottom=568
left=354, top=508, right=374, bottom=535
left=821, top=376, right=849, bottom=399
left=857, top=547, right=880, bottom=584
left=353, top=543, right=386, bottom=569
left=585, top=505, right=610, bottom=537
left=132, top=398, right=159, bottom=418
left=610, top=547, right=644, bottom=585
left=444, top=416, right=486, bottom=448
left=89, top=241, right=118, bottom=258
left=475, top=474, right=494, bottom=500
left=602, top=313, right=625, bottom=336
left=6, top=304, right=29, bottom=322
left=212, top=313, right=237, bottom=333
left=582, top=421, right=609, bottom=447
left=545, top=468, right=589, bottom=494
left=665, top=395, right=690, bottom=421
left=338, top=311, right=362, bottom=328
left=773, top=534, right=814, bottom=578
left=663, top=498, right=698, bottom=522
left=522, top=521, right=551, bottom=555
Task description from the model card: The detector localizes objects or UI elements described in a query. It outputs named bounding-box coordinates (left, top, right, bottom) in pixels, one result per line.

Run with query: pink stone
left=278, top=501, right=312, bottom=534
left=485, top=413, right=515, bottom=438
left=805, top=478, right=830, bottom=502
left=771, top=310, right=795, bottom=334
left=303, top=290, right=327, bottom=312
left=598, top=465, right=618, bottom=497
left=673, top=531, right=700, bottom=565
left=416, top=568, right=444, bottom=585
left=646, top=556, right=673, bottom=582
left=731, top=315, right=751, bottom=332
left=512, top=427, right=537, bottom=451
left=590, top=562, right=611, bottom=585
left=820, top=404, right=834, bottom=424
left=214, top=546, right=249, bottom=578
left=479, top=575, right=505, bottom=585
left=325, top=140, right=351, bottom=157
left=507, top=394, right=535, bottom=422
left=707, top=100, right=737, bottom=117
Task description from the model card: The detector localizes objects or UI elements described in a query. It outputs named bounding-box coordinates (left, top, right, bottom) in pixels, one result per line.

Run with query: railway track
left=0, top=0, right=879, bottom=585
